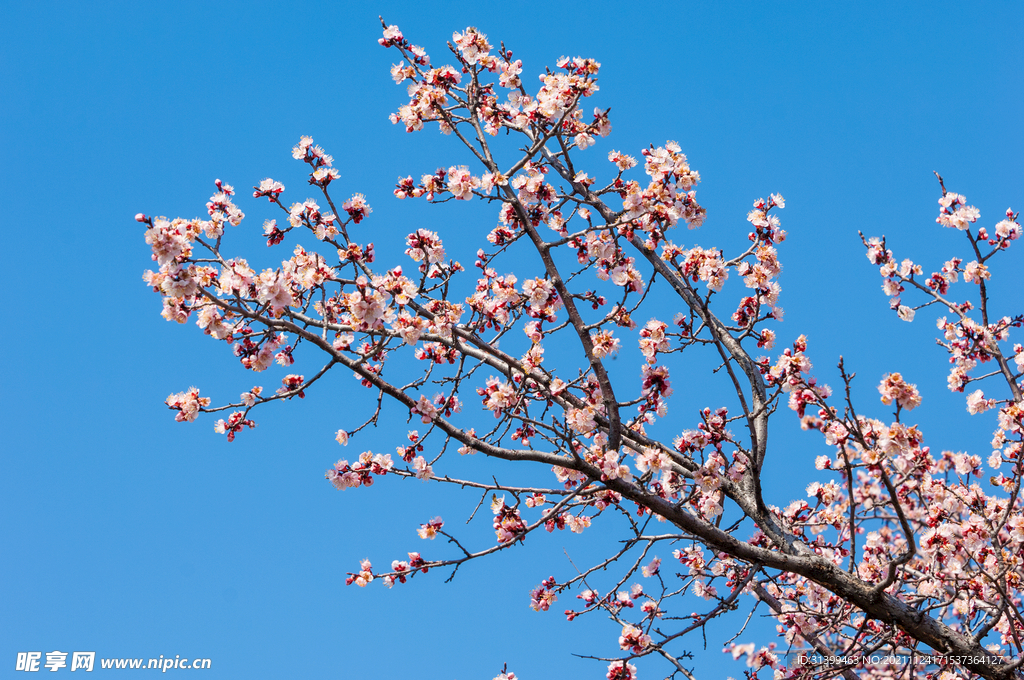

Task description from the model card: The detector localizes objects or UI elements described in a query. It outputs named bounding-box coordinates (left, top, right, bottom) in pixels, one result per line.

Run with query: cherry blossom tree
left=139, top=20, right=1024, bottom=680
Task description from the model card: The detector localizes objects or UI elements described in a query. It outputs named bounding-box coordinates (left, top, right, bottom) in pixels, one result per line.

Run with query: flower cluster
left=936, top=192, right=981, bottom=231
left=326, top=452, right=395, bottom=490
left=417, top=517, right=443, bottom=540
left=877, top=372, right=922, bottom=410
left=491, top=495, right=527, bottom=543
left=529, top=576, right=558, bottom=612
left=165, top=387, right=210, bottom=423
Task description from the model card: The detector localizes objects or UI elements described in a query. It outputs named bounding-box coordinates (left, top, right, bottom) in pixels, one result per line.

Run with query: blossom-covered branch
left=139, top=20, right=1024, bottom=680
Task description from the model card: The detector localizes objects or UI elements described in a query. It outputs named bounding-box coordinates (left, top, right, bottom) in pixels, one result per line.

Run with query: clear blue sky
left=2, top=2, right=1021, bottom=678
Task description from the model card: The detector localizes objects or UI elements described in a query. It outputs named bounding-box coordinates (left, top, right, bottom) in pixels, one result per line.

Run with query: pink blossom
left=417, top=517, right=443, bottom=539
left=590, top=329, right=620, bottom=358
left=964, top=260, right=991, bottom=283
left=165, top=387, right=210, bottom=423
left=878, top=372, right=922, bottom=410
left=618, top=624, right=651, bottom=653
left=966, top=389, right=996, bottom=415
left=379, top=25, right=403, bottom=47
left=477, top=376, right=518, bottom=417
left=897, top=304, right=915, bottom=322
left=240, top=387, right=262, bottom=406
left=606, top=661, right=637, bottom=680
left=412, top=456, right=433, bottom=481
left=405, top=229, right=446, bottom=267
left=446, top=166, right=479, bottom=200
left=452, top=27, right=491, bottom=65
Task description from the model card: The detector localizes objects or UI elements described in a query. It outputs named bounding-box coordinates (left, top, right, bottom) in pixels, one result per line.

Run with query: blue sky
left=2, top=2, right=1021, bottom=678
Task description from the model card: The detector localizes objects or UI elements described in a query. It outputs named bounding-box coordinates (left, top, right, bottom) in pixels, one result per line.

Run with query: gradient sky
left=2, top=2, right=1022, bottom=678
